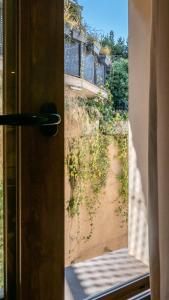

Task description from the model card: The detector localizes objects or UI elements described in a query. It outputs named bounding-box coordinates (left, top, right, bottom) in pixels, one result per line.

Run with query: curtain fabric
left=149, top=0, right=169, bottom=299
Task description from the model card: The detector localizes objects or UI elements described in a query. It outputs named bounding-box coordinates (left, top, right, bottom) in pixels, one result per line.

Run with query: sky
left=78, top=0, right=128, bottom=40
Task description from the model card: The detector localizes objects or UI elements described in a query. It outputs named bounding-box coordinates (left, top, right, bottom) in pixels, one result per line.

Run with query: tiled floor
left=65, top=248, right=149, bottom=300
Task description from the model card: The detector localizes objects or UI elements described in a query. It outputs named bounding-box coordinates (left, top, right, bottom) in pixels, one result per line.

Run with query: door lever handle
left=0, top=113, right=61, bottom=126
left=0, top=103, right=61, bottom=136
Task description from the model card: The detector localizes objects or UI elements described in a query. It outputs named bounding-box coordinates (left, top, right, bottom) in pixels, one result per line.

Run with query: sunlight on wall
left=128, top=125, right=149, bottom=266
left=128, top=0, right=152, bottom=267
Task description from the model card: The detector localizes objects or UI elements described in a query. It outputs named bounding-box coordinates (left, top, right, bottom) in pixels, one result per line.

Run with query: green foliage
left=89, top=133, right=110, bottom=194
left=64, top=0, right=84, bottom=30
left=114, top=114, right=128, bottom=223
left=79, top=98, right=128, bottom=223
left=108, top=58, right=128, bottom=111
left=78, top=91, right=114, bottom=133
left=64, top=0, right=100, bottom=41
left=101, top=31, right=128, bottom=111
left=66, top=132, right=110, bottom=238
left=114, top=133, right=128, bottom=223
left=115, top=135, right=128, bottom=216
left=113, top=37, right=128, bottom=60
left=102, top=112, right=128, bottom=223
left=67, top=94, right=128, bottom=231
left=64, top=0, right=129, bottom=229
left=101, top=30, right=115, bottom=52
left=66, top=132, right=109, bottom=217
left=101, top=30, right=128, bottom=60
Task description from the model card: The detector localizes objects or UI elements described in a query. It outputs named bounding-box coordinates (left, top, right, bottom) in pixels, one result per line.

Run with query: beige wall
left=128, top=0, right=152, bottom=265
left=65, top=94, right=128, bottom=266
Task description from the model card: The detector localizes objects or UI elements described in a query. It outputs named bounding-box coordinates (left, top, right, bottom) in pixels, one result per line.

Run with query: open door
left=4, top=0, right=64, bottom=299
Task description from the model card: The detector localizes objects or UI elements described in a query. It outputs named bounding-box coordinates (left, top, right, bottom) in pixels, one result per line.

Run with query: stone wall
left=65, top=40, right=80, bottom=77
left=64, top=26, right=111, bottom=86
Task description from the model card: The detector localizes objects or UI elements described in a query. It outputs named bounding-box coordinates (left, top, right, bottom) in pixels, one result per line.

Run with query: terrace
left=64, top=24, right=111, bottom=98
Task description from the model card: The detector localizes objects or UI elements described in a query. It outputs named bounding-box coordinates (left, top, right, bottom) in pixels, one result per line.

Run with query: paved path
left=65, top=248, right=149, bottom=300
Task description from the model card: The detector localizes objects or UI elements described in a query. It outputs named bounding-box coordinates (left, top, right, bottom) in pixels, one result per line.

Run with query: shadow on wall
left=65, top=248, right=149, bottom=300
left=128, top=124, right=149, bottom=266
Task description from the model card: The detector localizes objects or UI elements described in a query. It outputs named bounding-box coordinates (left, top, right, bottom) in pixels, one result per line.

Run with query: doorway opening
left=64, top=0, right=149, bottom=299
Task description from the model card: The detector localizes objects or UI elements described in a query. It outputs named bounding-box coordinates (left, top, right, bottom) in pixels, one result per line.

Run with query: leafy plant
left=66, top=132, right=110, bottom=239
left=108, top=58, right=128, bottom=111
left=64, top=0, right=84, bottom=30
left=64, top=0, right=129, bottom=233
left=89, top=133, right=110, bottom=194
left=64, top=0, right=101, bottom=41
left=100, top=46, right=111, bottom=56
left=101, top=30, right=128, bottom=60
left=77, top=96, right=128, bottom=224
left=114, top=133, right=128, bottom=223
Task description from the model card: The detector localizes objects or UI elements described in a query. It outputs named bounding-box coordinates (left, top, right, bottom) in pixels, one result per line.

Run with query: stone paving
left=65, top=248, right=149, bottom=300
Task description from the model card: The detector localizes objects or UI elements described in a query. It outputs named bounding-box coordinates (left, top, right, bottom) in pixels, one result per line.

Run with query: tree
left=101, top=31, right=128, bottom=110
left=101, top=30, right=115, bottom=53
left=108, top=58, right=128, bottom=111
left=101, top=31, right=128, bottom=60
left=113, top=37, right=128, bottom=59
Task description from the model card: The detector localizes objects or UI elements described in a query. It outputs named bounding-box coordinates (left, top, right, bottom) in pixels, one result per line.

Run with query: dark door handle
left=0, top=103, right=61, bottom=136
left=0, top=113, right=61, bottom=126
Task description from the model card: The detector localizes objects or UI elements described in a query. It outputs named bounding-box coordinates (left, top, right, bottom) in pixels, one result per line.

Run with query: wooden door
left=4, top=0, right=64, bottom=299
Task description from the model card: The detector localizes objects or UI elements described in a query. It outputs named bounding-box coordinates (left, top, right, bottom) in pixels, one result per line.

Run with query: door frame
left=4, top=0, right=65, bottom=299
left=2, top=0, right=151, bottom=299
left=4, top=0, right=19, bottom=298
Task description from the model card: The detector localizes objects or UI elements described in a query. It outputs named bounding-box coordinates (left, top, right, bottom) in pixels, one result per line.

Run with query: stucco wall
left=128, top=0, right=152, bottom=265
left=65, top=93, right=128, bottom=266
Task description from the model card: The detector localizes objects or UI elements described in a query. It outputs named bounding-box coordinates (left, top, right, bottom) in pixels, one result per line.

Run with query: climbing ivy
left=66, top=132, right=110, bottom=239
left=90, top=133, right=110, bottom=194
left=78, top=98, right=128, bottom=223
left=66, top=95, right=128, bottom=242
left=110, top=112, right=128, bottom=223
left=114, top=133, right=128, bottom=223
left=67, top=137, right=88, bottom=217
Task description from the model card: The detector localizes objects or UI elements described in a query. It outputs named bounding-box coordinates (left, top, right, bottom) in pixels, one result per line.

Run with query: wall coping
left=65, top=74, right=108, bottom=98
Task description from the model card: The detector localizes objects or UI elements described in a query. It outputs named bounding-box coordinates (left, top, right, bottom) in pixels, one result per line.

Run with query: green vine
left=66, top=95, right=128, bottom=245
left=114, top=133, right=128, bottom=223
left=78, top=97, right=128, bottom=223
left=89, top=133, right=110, bottom=194
left=66, top=132, right=110, bottom=239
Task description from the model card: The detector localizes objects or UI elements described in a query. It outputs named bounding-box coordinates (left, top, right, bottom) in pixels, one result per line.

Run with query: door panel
left=4, top=0, right=64, bottom=299
left=19, top=0, right=64, bottom=299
